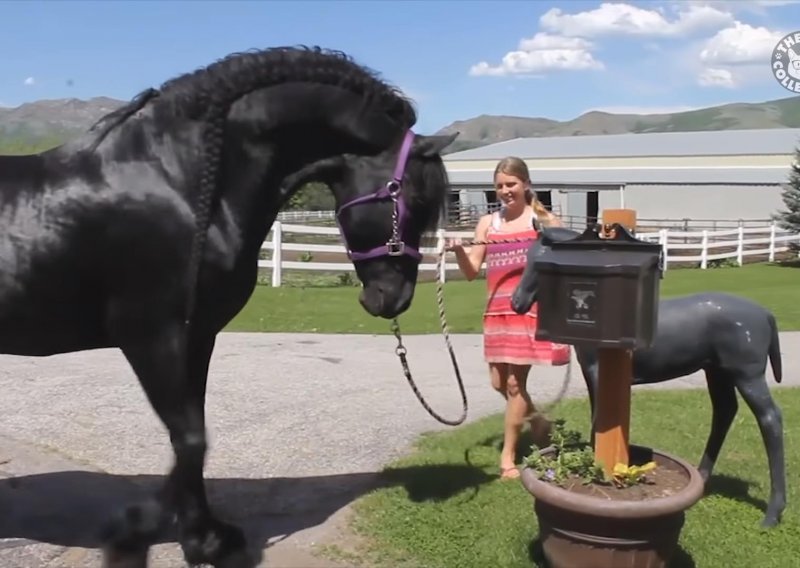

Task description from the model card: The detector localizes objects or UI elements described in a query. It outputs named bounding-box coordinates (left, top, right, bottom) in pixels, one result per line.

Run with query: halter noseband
left=335, top=130, right=421, bottom=262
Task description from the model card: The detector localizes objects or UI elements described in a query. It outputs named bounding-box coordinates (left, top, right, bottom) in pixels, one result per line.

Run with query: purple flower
left=545, top=469, right=556, bottom=480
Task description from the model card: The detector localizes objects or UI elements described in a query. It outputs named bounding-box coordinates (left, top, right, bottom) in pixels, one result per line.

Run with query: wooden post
left=593, top=209, right=638, bottom=477
left=601, top=208, right=637, bottom=236
left=594, top=348, right=633, bottom=475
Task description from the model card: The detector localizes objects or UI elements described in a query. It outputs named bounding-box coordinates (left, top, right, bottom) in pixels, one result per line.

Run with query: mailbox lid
left=536, top=249, right=661, bottom=276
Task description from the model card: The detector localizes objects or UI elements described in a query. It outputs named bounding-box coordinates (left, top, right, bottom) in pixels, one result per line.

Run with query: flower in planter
left=522, top=419, right=656, bottom=488
left=611, top=461, right=657, bottom=488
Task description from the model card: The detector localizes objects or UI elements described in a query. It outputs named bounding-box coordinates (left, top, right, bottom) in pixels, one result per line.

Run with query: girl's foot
left=500, top=465, right=520, bottom=479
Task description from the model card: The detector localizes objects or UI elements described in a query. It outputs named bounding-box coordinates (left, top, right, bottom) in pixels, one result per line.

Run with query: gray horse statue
left=510, top=226, right=786, bottom=528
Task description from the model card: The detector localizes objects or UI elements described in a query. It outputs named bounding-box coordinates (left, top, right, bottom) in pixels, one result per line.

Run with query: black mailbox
left=533, top=223, right=663, bottom=350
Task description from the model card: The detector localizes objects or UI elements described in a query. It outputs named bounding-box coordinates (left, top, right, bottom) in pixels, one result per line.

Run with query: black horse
left=510, top=227, right=786, bottom=528
left=0, top=46, right=456, bottom=566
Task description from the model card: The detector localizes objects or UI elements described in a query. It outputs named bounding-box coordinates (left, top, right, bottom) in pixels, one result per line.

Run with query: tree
left=774, top=145, right=800, bottom=252
left=286, top=181, right=335, bottom=211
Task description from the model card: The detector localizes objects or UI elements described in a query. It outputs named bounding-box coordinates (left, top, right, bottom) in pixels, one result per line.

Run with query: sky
left=1, top=0, right=799, bottom=133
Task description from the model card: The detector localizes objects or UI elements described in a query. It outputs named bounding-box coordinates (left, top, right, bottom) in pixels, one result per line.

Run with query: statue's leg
left=734, top=373, right=786, bottom=528
left=697, top=372, right=738, bottom=481
left=579, top=357, right=598, bottom=447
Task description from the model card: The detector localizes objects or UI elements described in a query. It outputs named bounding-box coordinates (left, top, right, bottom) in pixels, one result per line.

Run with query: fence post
left=658, top=228, right=669, bottom=272
left=700, top=230, right=708, bottom=269
left=769, top=221, right=776, bottom=262
left=271, top=221, right=282, bottom=287
left=736, top=225, right=744, bottom=266
left=436, top=228, right=446, bottom=284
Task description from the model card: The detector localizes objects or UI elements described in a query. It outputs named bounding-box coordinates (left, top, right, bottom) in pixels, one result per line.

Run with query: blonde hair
left=493, top=156, right=551, bottom=222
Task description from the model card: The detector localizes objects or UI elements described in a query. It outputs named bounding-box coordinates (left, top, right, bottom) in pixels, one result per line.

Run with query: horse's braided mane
left=85, top=45, right=416, bottom=151
left=157, top=45, right=416, bottom=128
left=83, top=88, right=160, bottom=151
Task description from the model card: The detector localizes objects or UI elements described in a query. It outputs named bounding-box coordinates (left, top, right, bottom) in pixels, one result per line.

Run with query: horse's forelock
left=409, top=155, right=450, bottom=233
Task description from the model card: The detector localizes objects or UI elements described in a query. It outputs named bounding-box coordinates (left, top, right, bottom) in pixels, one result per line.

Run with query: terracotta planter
left=520, top=444, right=705, bottom=568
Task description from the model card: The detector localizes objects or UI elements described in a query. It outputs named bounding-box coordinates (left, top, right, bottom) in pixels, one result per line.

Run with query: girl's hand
left=445, top=237, right=464, bottom=252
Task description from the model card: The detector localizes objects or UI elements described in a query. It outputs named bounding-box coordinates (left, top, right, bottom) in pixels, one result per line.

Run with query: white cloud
left=742, top=0, right=800, bottom=6
left=679, top=1, right=799, bottom=21
left=698, top=67, right=736, bottom=88
left=469, top=32, right=604, bottom=76
left=540, top=2, right=733, bottom=38
left=695, top=21, right=785, bottom=88
left=517, top=33, right=591, bottom=52
left=700, top=22, right=785, bottom=65
left=469, top=1, right=786, bottom=93
left=23, top=77, right=35, bottom=86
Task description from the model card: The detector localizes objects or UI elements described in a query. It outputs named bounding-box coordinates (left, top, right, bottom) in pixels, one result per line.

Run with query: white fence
left=276, top=208, right=779, bottom=232
left=260, top=221, right=800, bottom=287
left=276, top=210, right=335, bottom=222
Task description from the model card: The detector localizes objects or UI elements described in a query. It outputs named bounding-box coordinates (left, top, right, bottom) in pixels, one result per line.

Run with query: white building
left=442, top=128, right=800, bottom=226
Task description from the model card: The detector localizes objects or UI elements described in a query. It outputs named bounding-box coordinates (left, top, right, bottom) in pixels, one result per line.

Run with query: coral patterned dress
left=482, top=210, right=571, bottom=366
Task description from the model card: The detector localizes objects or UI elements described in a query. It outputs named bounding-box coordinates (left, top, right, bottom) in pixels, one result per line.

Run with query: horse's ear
left=413, top=132, right=459, bottom=157
left=539, top=227, right=556, bottom=244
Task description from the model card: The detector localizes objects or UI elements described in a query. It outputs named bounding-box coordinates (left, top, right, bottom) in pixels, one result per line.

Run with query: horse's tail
left=768, top=313, right=783, bottom=384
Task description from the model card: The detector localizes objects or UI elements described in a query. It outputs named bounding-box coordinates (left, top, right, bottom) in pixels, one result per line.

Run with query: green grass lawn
left=226, top=262, right=800, bottom=333
left=325, top=387, right=800, bottom=568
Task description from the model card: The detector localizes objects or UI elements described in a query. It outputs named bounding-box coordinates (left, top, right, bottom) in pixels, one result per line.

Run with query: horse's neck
left=211, top=85, right=401, bottom=240
left=95, top=84, right=399, bottom=265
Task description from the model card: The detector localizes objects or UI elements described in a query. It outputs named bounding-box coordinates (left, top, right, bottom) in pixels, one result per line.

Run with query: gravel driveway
left=0, top=331, right=795, bottom=567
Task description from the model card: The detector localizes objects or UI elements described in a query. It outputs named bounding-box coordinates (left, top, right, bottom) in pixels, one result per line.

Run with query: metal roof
left=444, top=128, right=800, bottom=160
left=446, top=166, right=793, bottom=187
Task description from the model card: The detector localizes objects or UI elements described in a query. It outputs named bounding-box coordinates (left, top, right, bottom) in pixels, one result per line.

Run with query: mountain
left=2, top=94, right=800, bottom=155
left=436, top=95, right=800, bottom=153
left=0, top=96, right=125, bottom=154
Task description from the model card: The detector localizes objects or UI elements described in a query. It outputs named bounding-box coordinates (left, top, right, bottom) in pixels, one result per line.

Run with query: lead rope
left=391, top=234, right=574, bottom=427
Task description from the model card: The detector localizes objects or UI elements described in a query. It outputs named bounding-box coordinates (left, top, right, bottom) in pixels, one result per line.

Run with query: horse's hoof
left=761, top=514, right=781, bottom=529
left=100, top=499, right=165, bottom=563
left=101, top=547, right=149, bottom=568
left=182, top=519, right=258, bottom=568
left=214, top=547, right=260, bottom=568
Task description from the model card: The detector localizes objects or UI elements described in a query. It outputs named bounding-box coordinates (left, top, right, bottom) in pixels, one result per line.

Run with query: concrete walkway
left=0, top=331, right=797, bottom=567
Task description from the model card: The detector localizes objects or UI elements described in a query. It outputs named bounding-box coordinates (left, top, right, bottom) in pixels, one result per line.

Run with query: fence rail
left=278, top=208, right=779, bottom=232
left=261, top=221, right=800, bottom=287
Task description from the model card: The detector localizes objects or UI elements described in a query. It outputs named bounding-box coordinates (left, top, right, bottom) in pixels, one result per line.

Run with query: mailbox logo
left=566, top=282, right=598, bottom=325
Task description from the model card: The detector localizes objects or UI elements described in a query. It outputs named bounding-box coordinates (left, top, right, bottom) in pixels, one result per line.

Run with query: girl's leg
left=489, top=362, right=508, bottom=399
left=489, top=363, right=518, bottom=478
left=500, top=364, right=533, bottom=474
left=518, top=365, right=553, bottom=448
left=491, top=363, right=551, bottom=477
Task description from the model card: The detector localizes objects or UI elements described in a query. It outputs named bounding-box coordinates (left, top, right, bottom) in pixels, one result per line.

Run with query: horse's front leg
left=170, top=330, right=258, bottom=567
left=575, top=351, right=599, bottom=447
left=103, top=321, right=256, bottom=567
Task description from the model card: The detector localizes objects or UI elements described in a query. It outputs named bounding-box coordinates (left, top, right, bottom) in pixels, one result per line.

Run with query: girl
left=448, top=156, right=571, bottom=479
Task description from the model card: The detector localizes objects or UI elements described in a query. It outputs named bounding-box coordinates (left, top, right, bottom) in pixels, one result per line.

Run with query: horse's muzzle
left=359, top=281, right=412, bottom=319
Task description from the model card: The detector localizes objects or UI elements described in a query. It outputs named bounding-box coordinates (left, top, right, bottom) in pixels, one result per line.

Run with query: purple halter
left=335, top=130, right=422, bottom=262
